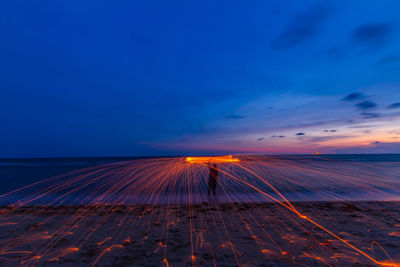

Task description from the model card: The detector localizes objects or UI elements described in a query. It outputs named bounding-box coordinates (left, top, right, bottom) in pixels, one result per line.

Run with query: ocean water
left=0, top=155, right=399, bottom=204
left=0, top=157, right=149, bottom=195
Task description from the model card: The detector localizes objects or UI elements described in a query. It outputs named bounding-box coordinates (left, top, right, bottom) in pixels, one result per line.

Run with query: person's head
left=213, top=163, right=217, bottom=168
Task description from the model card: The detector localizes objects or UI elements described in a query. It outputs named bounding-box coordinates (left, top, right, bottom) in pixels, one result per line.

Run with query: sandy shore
left=0, top=201, right=399, bottom=266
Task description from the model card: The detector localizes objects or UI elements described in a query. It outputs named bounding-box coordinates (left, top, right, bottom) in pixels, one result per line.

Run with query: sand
left=0, top=201, right=399, bottom=266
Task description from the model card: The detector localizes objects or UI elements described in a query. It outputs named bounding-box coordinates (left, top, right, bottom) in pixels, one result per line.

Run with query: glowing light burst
left=185, top=155, right=240, bottom=164
left=0, top=155, right=399, bottom=266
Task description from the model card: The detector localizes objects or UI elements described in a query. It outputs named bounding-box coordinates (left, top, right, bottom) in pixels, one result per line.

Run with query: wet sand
left=0, top=201, right=399, bottom=266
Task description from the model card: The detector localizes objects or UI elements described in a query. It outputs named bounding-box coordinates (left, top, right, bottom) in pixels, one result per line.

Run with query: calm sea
left=0, top=157, right=150, bottom=194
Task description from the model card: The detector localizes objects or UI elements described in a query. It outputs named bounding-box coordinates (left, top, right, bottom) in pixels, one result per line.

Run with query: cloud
left=272, top=5, right=331, bottom=49
left=352, top=22, right=393, bottom=47
left=349, top=125, right=375, bottom=128
left=342, top=92, right=364, bottom=101
left=377, top=55, right=400, bottom=65
left=356, top=100, right=377, bottom=110
left=324, top=129, right=337, bottom=132
left=330, top=22, right=393, bottom=58
left=311, top=135, right=351, bottom=142
left=388, top=102, right=400, bottom=109
left=271, top=135, right=286, bottom=138
left=257, top=137, right=265, bottom=141
left=361, top=112, right=380, bottom=119
left=226, top=115, right=246, bottom=119
left=371, top=141, right=380, bottom=144
left=296, top=132, right=305, bottom=136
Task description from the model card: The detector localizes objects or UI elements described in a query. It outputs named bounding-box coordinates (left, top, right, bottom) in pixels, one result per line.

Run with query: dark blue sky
left=1, top=1, right=400, bottom=157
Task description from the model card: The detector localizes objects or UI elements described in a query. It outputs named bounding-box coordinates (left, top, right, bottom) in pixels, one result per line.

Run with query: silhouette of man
left=208, top=163, right=219, bottom=196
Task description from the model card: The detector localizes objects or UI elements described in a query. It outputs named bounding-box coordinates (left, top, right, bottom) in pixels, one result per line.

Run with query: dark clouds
left=226, top=115, right=246, bottom=119
left=296, top=132, right=305, bottom=136
left=271, top=135, right=285, bottom=138
left=377, top=55, right=400, bottom=65
left=342, top=93, right=381, bottom=120
left=273, top=5, right=331, bottom=49
left=388, top=102, right=400, bottom=109
left=356, top=101, right=377, bottom=110
left=257, top=137, right=265, bottom=141
left=352, top=22, right=393, bottom=47
left=361, top=112, right=380, bottom=119
left=342, top=93, right=377, bottom=111
left=342, top=92, right=364, bottom=101
left=330, top=22, right=394, bottom=58
left=324, top=129, right=337, bottom=132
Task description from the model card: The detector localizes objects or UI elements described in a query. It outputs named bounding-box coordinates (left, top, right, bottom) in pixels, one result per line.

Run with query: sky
left=1, top=0, right=400, bottom=157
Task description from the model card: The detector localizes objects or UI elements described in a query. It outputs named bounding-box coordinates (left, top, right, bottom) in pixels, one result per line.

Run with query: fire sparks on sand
left=0, top=155, right=399, bottom=266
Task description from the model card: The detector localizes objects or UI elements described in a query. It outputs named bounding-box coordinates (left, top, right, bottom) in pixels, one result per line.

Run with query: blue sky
left=1, top=1, right=400, bottom=157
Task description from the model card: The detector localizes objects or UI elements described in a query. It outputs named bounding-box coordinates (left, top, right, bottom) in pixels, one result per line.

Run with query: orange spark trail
left=0, top=155, right=399, bottom=266
left=185, top=155, right=239, bottom=164
left=204, top=162, right=399, bottom=267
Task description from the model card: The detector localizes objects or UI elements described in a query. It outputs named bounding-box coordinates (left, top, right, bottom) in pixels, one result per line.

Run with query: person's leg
left=212, top=181, right=216, bottom=196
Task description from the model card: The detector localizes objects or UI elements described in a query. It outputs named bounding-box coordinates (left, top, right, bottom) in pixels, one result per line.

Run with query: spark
left=0, top=155, right=398, bottom=266
left=185, top=155, right=240, bottom=164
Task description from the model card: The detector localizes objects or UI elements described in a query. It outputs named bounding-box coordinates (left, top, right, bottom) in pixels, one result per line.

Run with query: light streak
left=185, top=155, right=239, bottom=164
left=92, top=244, right=123, bottom=267
left=0, top=155, right=398, bottom=266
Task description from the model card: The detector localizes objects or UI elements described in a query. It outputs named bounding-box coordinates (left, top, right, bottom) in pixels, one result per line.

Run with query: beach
left=1, top=201, right=399, bottom=266
left=1, top=156, right=400, bottom=266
